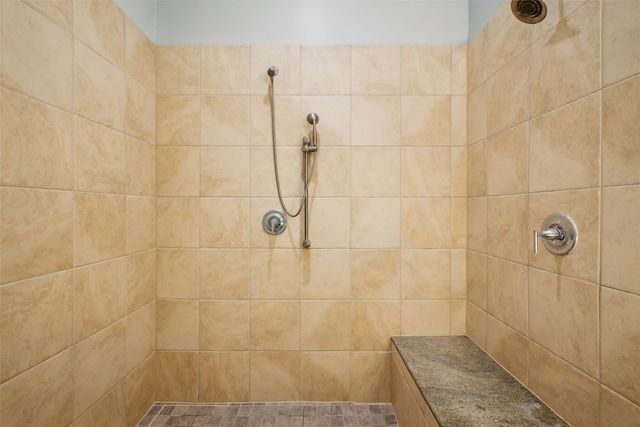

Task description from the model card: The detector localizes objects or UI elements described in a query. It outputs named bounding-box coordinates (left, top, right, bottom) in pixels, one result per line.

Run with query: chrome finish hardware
left=262, top=210, right=287, bottom=236
left=533, top=212, right=578, bottom=256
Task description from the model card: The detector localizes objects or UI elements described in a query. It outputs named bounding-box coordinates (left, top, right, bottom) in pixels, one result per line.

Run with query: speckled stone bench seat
left=390, top=336, right=569, bottom=427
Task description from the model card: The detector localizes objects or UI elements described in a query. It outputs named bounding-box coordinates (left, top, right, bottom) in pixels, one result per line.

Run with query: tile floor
left=137, top=402, right=399, bottom=427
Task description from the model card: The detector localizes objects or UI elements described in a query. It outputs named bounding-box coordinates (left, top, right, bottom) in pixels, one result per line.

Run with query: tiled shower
left=0, top=0, right=639, bottom=426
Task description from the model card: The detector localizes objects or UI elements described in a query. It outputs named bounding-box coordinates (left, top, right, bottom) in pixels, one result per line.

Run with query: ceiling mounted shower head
left=511, top=0, right=547, bottom=24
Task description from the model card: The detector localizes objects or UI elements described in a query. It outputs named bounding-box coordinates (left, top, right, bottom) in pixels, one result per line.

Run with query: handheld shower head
left=267, top=66, right=279, bottom=78
left=511, top=0, right=547, bottom=24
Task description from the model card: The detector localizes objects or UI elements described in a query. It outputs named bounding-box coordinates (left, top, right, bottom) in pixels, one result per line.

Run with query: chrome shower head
left=511, top=0, right=547, bottom=24
left=267, top=66, right=279, bottom=78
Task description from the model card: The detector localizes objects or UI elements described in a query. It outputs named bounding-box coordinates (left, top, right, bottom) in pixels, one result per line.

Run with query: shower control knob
left=262, top=210, right=287, bottom=236
left=533, top=212, right=578, bottom=256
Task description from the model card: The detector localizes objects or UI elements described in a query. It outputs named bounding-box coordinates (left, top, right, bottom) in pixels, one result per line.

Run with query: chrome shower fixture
left=511, top=0, right=547, bottom=24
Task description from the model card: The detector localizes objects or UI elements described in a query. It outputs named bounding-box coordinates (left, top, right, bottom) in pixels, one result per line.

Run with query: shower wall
left=154, top=44, right=468, bottom=402
left=466, top=0, right=640, bottom=425
left=0, top=1, right=157, bottom=425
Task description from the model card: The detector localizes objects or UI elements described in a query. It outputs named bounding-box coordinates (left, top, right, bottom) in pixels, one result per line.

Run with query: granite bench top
left=391, top=336, right=568, bottom=427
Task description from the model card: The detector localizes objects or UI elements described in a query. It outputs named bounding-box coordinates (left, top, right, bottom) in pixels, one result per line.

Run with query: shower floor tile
left=137, top=402, right=398, bottom=427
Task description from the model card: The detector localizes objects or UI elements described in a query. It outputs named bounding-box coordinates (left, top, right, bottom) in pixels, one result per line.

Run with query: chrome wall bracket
left=533, top=212, right=578, bottom=256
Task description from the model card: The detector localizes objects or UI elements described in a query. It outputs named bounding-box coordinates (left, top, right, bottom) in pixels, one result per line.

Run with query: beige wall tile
left=401, top=300, right=451, bottom=336
left=75, top=41, right=125, bottom=131
left=250, top=300, right=299, bottom=350
left=157, top=146, right=200, bottom=196
left=487, top=51, right=528, bottom=137
left=75, top=382, right=126, bottom=427
left=603, top=74, right=640, bottom=186
left=350, top=352, right=390, bottom=402
left=402, top=45, right=451, bottom=95
left=157, top=46, right=200, bottom=95
left=125, top=18, right=155, bottom=93
left=157, top=300, right=199, bottom=350
left=401, top=198, right=451, bottom=249
left=157, top=351, right=198, bottom=401
left=305, top=198, right=351, bottom=249
left=1, top=0, right=73, bottom=111
left=301, top=45, right=351, bottom=95
left=74, top=258, right=126, bottom=342
left=250, top=145, right=300, bottom=198
left=467, top=25, right=487, bottom=92
left=466, top=301, right=487, bottom=350
left=74, top=320, right=126, bottom=416
left=529, top=189, right=600, bottom=283
left=157, top=96, right=200, bottom=146
left=351, top=301, right=400, bottom=351
left=157, top=248, right=198, bottom=299
left=487, top=123, right=528, bottom=196
left=126, top=196, right=156, bottom=254
left=202, top=45, right=250, bottom=94
left=199, top=352, right=250, bottom=402
left=529, top=268, right=599, bottom=378
left=1, top=271, right=73, bottom=382
left=251, top=94, right=301, bottom=147
left=301, top=300, right=351, bottom=350
left=485, top=0, right=529, bottom=77
left=486, top=257, right=528, bottom=335
left=126, top=138, right=156, bottom=196
left=467, top=197, right=487, bottom=253
left=126, top=77, right=155, bottom=143
left=451, top=96, right=467, bottom=147
left=530, top=93, right=600, bottom=192
left=451, top=299, right=466, bottom=335
left=600, top=386, right=640, bottom=427
left=1, top=89, right=73, bottom=190
left=300, top=352, right=350, bottom=401
left=22, top=0, right=73, bottom=34
left=351, top=147, right=401, bottom=197
left=200, top=249, right=249, bottom=299
left=401, top=147, right=451, bottom=197
left=467, top=141, right=487, bottom=197
left=200, top=146, right=250, bottom=196
left=201, top=95, right=251, bottom=146
left=157, top=197, right=199, bottom=248
left=351, top=96, right=401, bottom=146
left=75, top=117, right=126, bottom=194
left=603, top=0, right=640, bottom=86
left=126, top=250, right=156, bottom=313
left=351, top=250, right=400, bottom=299
left=601, top=287, right=640, bottom=405
left=401, top=96, right=452, bottom=147
left=529, top=0, right=589, bottom=44
left=301, top=249, right=351, bottom=299
left=309, top=146, right=350, bottom=197
left=467, top=250, right=487, bottom=310
left=201, top=300, right=250, bottom=350
left=529, top=342, right=599, bottom=427
left=300, top=96, right=351, bottom=147
left=250, top=249, right=301, bottom=299
left=452, top=45, right=467, bottom=96
left=351, top=198, right=401, bottom=248
left=601, top=186, right=640, bottom=295
left=451, top=198, right=467, bottom=249
left=1, top=188, right=74, bottom=284
left=0, top=348, right=74, bottom=427
left=249, top=352, right=300, bottom=401
left=125, top=354, right=156, bottom=427
left=75, top=192, right=126, bottom=266
left=126, top=302, right=155, bottom=373
left=467, top=84, right=487, bottom=145
left=250, top=45, right=301, bottom=95
left=200, top=197, right=249, bottom=248
left=401, top=250, right=451, bottom=300
left=530, top=0, right=601, bottom=117
left=486, top=316, right=528, bottom=385
left=451, top=147, right=467, bottom=197
left=451, top=249, right=467, bottom=299
left=74, top=0, right=125, bottom=69
left=351, top=46, right=401, bottom=95
left=487, top=195, right=528, bottom=264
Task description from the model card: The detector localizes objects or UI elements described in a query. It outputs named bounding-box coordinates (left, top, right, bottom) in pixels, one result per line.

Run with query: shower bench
left=390, top=336, right=568, bottom=427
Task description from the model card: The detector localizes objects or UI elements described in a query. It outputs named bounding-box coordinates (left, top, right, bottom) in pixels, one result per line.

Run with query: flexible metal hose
left=269, top=75, right=317, bottom=218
